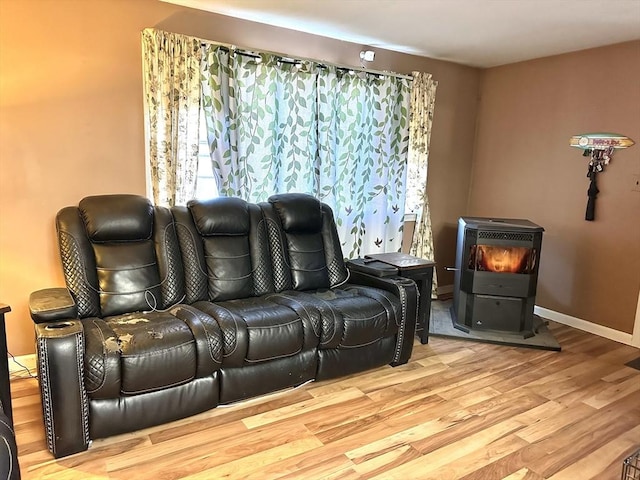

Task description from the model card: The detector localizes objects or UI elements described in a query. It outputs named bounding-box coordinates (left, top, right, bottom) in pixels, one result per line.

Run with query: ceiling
left=163, top=0, right=640, bottom=68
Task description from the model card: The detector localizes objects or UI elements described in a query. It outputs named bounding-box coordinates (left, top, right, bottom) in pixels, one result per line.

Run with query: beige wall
left=0, top=0, right=478, bottom=354
left=470, top=41, right=640, bottom=334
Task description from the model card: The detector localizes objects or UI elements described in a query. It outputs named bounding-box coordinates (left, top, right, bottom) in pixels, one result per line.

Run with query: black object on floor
left=625, top=357, right=640, bottom=371
left=429, top=300, right=561, bottom=351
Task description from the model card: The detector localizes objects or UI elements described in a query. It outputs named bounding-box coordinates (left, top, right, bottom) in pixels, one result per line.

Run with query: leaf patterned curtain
left=201, top=46, right=411, bottom=258
left=141, top=29, right=202, bottom=207
left=201, top=50, right=319, bottom=200
left=407, top=72, right=438, bottom=297
left=317, top=67, right=411, bottom=257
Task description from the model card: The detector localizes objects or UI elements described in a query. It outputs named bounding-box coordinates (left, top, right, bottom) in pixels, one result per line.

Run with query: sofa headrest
left=79, top=195, right=153, bottom=242
left=269, top=193, right=323, bottom=234
left=188, top=197, right=250, bottom=236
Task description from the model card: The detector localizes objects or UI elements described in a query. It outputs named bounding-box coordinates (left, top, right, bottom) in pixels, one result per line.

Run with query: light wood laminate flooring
left=10, top=320, right=640, bottom=479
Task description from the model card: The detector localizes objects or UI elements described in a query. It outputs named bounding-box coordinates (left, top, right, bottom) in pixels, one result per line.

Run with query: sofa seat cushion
left=279, top=286, right=401, bottom=350
left=193, top=297, right=310, bottom=367
left=84, top=311, right=197, bottom=398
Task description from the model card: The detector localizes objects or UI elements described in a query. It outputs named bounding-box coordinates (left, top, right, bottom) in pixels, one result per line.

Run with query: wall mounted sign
left=570, top=132, right=635, bottom=150
left=569, top=133, right=635, bottom=221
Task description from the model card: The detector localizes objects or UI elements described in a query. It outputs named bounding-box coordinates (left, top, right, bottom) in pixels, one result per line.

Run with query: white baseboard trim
left=633, top=291, right=640, bottom=346
left=8, top=353, right=37, bottom=378
left=534, top=306, right=635, bottom=346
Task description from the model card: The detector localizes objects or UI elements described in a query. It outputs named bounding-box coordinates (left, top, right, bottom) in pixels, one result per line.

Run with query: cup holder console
left=44, top=322, right=75, bottom=330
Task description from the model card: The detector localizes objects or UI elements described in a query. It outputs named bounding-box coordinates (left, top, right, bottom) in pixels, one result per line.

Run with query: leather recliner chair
left=29, top=193, right=418, bottom=458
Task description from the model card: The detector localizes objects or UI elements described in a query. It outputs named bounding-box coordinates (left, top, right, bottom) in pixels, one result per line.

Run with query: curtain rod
left=147, top=28, right=413, bottom=81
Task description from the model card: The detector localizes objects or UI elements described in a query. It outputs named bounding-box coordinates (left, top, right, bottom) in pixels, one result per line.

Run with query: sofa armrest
left=35, top=320, right=90, bottom=458
left=346, top=258, right=398, bottom=277
left=29, top=288, right=78, bottom=324
left=347, top=270, right=419, bottom=366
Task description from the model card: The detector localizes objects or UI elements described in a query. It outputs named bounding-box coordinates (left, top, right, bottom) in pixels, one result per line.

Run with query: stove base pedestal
left=452, top=290, right=537, bottom=339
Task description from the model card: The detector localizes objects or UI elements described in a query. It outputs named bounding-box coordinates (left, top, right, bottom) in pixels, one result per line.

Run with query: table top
left=347, top=258, right=398, bottom=277
left=364, top=253, right=436, bottom=271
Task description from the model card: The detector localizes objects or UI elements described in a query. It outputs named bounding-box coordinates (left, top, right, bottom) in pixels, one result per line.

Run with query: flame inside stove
left=476, top=245, right=530, bottom=273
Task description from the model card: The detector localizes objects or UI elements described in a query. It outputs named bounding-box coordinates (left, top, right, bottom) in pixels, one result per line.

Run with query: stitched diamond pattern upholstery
left=83, top=319, right=107, bottom=394
left=251, top=214, right=275, bottom=296
left=267, top=194, right=349, bottom=290
left=321, top=208, right=349, bottom=287
left=170, top=304, right=223, bottom=377
left=259, top=202, right=293, bottom=292
left=83, top=318, right=121, bottom=399
left=173, top=211, right=209, bottom=303
left=57, top=226, right=100, bottom=318
left=192, top=301, right=238, bottom=360
left=154, top=208, right=185, bottom=308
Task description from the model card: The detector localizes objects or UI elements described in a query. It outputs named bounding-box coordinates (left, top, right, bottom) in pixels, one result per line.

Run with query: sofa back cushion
left=266, top=193, right=348, bottom=291
left=56, top=195, right=184, bottom=318
left=174, top=197, right=275, bottom=302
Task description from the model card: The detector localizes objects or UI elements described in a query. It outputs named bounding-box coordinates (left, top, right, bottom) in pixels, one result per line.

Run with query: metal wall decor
left=569, top=133, right=635, bottom=221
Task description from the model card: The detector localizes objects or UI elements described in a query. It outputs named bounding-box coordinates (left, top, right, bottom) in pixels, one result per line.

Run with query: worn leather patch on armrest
left=29, top=288, right=78, bottom=323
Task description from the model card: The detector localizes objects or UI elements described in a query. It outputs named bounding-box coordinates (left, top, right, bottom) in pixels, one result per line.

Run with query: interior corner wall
left=468, top=41, right=640, bottom=334
left=0, top=0, right=479, bottom=355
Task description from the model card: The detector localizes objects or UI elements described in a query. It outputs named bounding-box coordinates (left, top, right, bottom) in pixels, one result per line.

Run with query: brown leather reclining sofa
left=29, top=193, right=418, bottom=458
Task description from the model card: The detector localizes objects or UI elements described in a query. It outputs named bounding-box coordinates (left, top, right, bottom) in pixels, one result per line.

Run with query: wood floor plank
left=179, top=436, right=323, bottom=480
left=514, top=402, right=596, bottom=443
left=596, top=343, right=640, bottom=364
left=457, top=451, right=538, bottom=480
left=109, top=422, right=316, bottom=479
left=11, top=318, right=640, bottom=479
left=254, top=452, right=354, bottom=480
left=350, top=443, right=422, bottom=478
left=314, top=393, right=458, bottom=445
left=409, top=390, right=547, bottom=455
left=551, top=378, right=611, bottom=407
left=601, top=366, right=638, bottom=383
left=436, top=359, right=540, bottom=399
left=500, top=468, right=545, bottom=480
left=546, top=423, right=640, bottom=480
left=400, top=434, right=530, bottom=480
left=149, top=387, right=314, bottom=444
left=520, top=361, right=621, bottom=401
left=242, top=386, right=365, bottom=429
left=582, top=374, right=640, bottom=409
left=345, top=408, right=472, bottom=464
left=516, top=403, right=640, bottom=477
left=366, top=417, right=527, bottom=479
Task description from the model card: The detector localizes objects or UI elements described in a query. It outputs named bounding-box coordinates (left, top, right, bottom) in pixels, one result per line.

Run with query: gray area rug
left=429, top=300, right=561, bottom=351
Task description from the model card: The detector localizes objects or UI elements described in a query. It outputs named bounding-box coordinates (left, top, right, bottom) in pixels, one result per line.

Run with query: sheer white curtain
left=141, top=29, right=202, bottom=207
left=407, top=72, right=438, bottom=297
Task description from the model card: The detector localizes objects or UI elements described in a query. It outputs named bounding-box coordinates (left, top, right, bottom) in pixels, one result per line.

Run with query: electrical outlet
left=633, top=174, right=640, bottom=192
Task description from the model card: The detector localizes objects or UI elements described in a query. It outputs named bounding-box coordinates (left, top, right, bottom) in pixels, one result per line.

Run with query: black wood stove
left=451, top=217, right=544, bottom=338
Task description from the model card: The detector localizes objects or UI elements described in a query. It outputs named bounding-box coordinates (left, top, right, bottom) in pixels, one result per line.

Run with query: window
left=194, top=110, right=218, bottom=200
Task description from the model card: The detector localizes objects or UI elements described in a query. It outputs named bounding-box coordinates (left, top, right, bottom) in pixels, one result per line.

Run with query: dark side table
left=0, top=304, right=13, bottom=426
left=349, top=253, right=436, bottom=344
